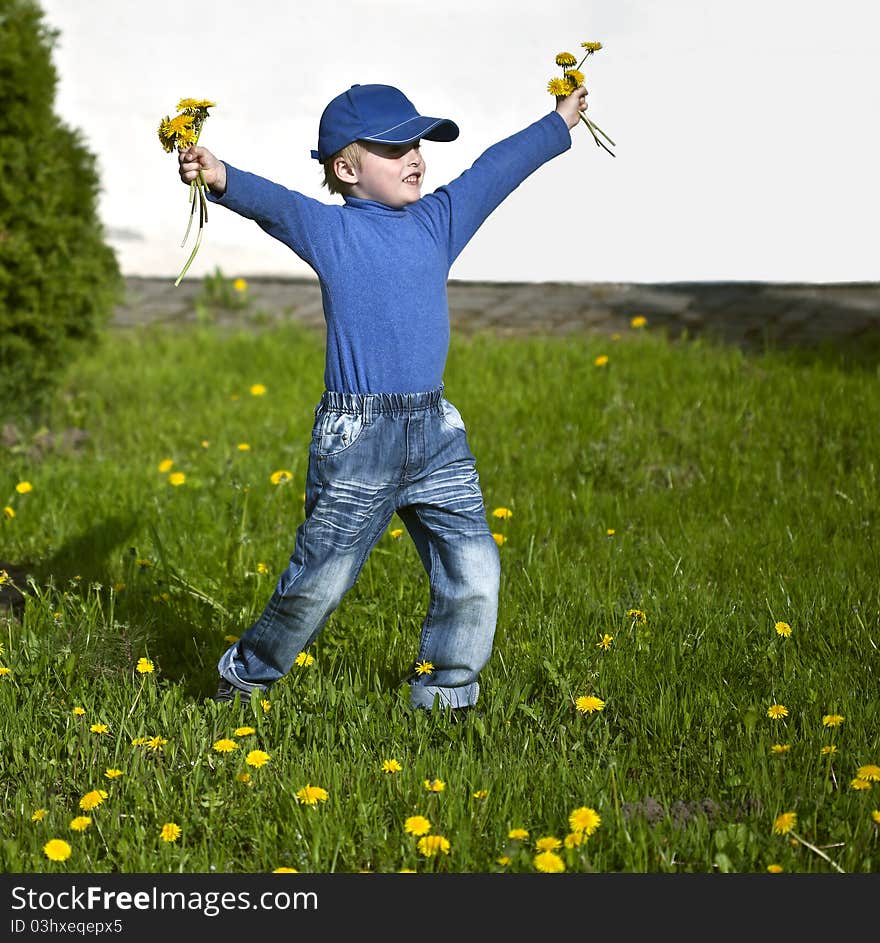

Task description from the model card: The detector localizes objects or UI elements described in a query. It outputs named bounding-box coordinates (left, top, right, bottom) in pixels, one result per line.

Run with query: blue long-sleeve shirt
left=209, top=110, right=571, bottom=393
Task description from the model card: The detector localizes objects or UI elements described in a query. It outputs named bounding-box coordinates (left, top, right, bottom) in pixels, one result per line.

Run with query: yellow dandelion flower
left=246, top=750, right=271, bottom=768
left=43, top=839, right=72, bottom=862
left=0, top=666, right=10, bottom=677
left=774, top=621, right=792, bottom=637
left=822, top=714, right=845, bottom=727
left=575, top=695, right=605, bottom=714
left=626, top=608, right=647, bottom=623
left=389, top=528, right=404, bottom=539
left=404, top=815, right=432, bottom=836
left=606, top=528, right=615, bottom=535
left=131, top=737, right=149, bottom=746
left=157, top=458, right=174, bottom=473
left=581, top=41, right=603, bottom=51
left=821, top=745, right=838, bottom=756
left=157, top=116, right=177, bottom=153
left=79, top=790, right=108, bottom=812
left=69, top=816, right=91, bottom=832
left=773, top=811, right=797, bottom=835
left=564, top=832, right=584, bottom=848
left=233, top=278, right=248, bottom=293
left=492, top=507, right=513, bottom=519
left=594, top=355, right=609, bottom=367
left=15, top=481, right=33, bottom=494
left=555, top=52, right=578, bottom=67
left=770, top=744, right=791, bottom=755
left=473, top=789, right=489, bottom=800
left=273, top=867, right=299, bottom=873
left=857, top=765, right=880, bottom=782
left=270, top=469, right=292, bottom=485
left=146, top=736, right=167, bottom=751
left=237, top=773, right=251, bottom=785
left=535, top=836, right=562, bottom=852
left=250, top=383, right=267, bottom=396
left=492, top=533, right=507, bottom=546
left=414, top=660, right=434, bottom=676
left=497, top=855, right=512, bottom=866
left=168, top=472, right=186, bottom=486
left=569, top=806, right=601, bottom=836
left=630, top=315, right=647, bottom=328
left=295, top=784, right=328, bottom=804
left=294, top=651, right=314, bottom=667
left=547, top=78, right=573, bottom=97
left=417, top=834, right=450, bottom=857
left=508, top=828, right=529, bottom=841
left=4, top=506, right=15, bottom=519
left=260, top=699, right=271, bottom=714
left=176, top=98, right=216, bottom=112
left=382, top=759, right=402, bottom=773
left=871, top=810, right=880, bottom=825
left=423, top=778, right=446, bottom=793
left=534, top=851, right=565, bottom=873
left=31, top=809, right=47, bottom=822
left=104, top=768, right=123, bottom=779
left=767, top=863, right=784, bottom=873
left=564, top=69, right=585, bottom=86
left=851, top=778, right=873, bottom=791
left=768, top=704, right=789, bottom=720
left=597, top=634, right=613, bottom=650
left=224, top=634, right=239, bottom=644
left=237, top=443, right=251, bottom=451
left=256, top=562, right=269, bottom=574
left=201, top=440, right=210, bottom=448
left=90, top=723, right=109, bottom=734
left=160, top=822, right=182, bottom=843
left=136, top=657, right=155, bottom=674
left=233, top=726, right=255, bottom=737
left=213, top=738, right=238, bottom=753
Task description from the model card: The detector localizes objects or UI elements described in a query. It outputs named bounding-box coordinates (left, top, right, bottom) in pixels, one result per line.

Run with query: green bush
left=0, top=0, right=122, bottom=419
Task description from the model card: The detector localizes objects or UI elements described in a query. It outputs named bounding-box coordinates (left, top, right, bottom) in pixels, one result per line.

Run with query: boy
left=177, top=80, right=588, bottom=713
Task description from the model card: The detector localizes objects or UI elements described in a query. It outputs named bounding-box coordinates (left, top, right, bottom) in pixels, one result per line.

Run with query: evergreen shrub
left=0, top=0, right=122, bottom=418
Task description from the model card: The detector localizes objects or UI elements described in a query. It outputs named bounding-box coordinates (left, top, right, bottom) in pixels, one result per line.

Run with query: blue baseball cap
left=310, top=84, right=459, bottom=162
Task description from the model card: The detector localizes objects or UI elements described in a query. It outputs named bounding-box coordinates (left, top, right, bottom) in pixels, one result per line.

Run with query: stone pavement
left=114, top=276, right=880, bottom=350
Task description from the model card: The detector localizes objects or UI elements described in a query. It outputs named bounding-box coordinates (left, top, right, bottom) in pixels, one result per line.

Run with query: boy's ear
left=334, top=156, right=358, bottom=185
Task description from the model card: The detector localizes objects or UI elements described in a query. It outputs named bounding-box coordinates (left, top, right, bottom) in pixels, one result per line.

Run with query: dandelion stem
left=180, top=183, right=198, bottom=248
left=790, top=831, right=846, bottom=873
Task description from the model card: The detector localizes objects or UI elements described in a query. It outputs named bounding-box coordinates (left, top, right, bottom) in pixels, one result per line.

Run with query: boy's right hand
left=178, top=146, right=227, bottom=196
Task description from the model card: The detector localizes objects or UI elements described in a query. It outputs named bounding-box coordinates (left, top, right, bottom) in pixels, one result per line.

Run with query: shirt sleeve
left=413, top=110, right=571, bottom=267
left=206, top=164, right=333, bottom=269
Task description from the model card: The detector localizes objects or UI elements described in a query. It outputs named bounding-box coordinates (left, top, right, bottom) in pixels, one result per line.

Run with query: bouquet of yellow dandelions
left=548, top=42, right=615, bottom=157
left=157, top=98, right=216, bottom=286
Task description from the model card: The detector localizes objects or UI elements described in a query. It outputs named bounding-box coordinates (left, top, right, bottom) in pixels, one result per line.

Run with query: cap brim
left=360, top=115, right=459, bottom=145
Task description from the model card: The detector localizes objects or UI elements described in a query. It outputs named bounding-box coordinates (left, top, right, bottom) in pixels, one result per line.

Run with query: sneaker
left=214, top=678, right=251, bottom=704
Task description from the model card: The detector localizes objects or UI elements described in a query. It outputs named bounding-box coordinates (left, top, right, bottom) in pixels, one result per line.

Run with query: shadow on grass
left=21, top=513, right=223, bottom=699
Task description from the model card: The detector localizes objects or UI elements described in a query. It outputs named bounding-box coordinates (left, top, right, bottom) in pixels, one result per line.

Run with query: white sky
left=38, top=0, right=880, bottom=283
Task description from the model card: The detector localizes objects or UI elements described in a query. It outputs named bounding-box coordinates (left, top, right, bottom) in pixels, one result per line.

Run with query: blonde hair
left=321, top=141, right=363, bottom=195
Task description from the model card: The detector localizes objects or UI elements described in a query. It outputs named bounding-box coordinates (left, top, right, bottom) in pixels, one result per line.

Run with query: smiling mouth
left=403, top=174, right=421, bottom=185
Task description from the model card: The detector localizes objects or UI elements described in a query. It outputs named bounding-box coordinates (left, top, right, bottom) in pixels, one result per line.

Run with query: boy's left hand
left=555, top=84, right=588, bottom=130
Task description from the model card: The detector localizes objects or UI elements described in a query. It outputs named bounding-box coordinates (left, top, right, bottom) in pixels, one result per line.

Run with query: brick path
left=114, top=276, right=880, bottom=350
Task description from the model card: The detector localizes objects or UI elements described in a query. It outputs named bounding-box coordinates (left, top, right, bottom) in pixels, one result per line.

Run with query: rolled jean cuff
left=409, top=681, right=479, bottom=710
left=218, top=648, right=268, bottom=694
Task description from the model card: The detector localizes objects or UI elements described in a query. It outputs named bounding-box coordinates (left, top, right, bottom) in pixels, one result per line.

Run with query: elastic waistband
left=319, top=386, right=444, bottom=422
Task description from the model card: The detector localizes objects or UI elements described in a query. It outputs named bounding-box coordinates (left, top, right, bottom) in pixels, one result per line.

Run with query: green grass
left=1, top=313, right=879, bottom=874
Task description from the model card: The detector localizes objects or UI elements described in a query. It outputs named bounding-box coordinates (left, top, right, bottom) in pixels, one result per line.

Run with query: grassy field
left=1, top=303, right=878, bottom=874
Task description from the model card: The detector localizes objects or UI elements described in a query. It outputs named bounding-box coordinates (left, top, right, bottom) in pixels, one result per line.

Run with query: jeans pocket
left=312, top=410, right=365, bottom=457
left=440, top=398, right=467, bottom=433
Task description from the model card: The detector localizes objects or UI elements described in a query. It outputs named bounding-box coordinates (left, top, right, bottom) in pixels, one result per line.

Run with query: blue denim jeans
left=217, top=386, right=500, bottom=710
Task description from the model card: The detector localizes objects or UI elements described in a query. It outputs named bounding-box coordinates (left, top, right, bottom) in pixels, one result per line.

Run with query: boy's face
left=346, top=140, right=425, bottom=208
